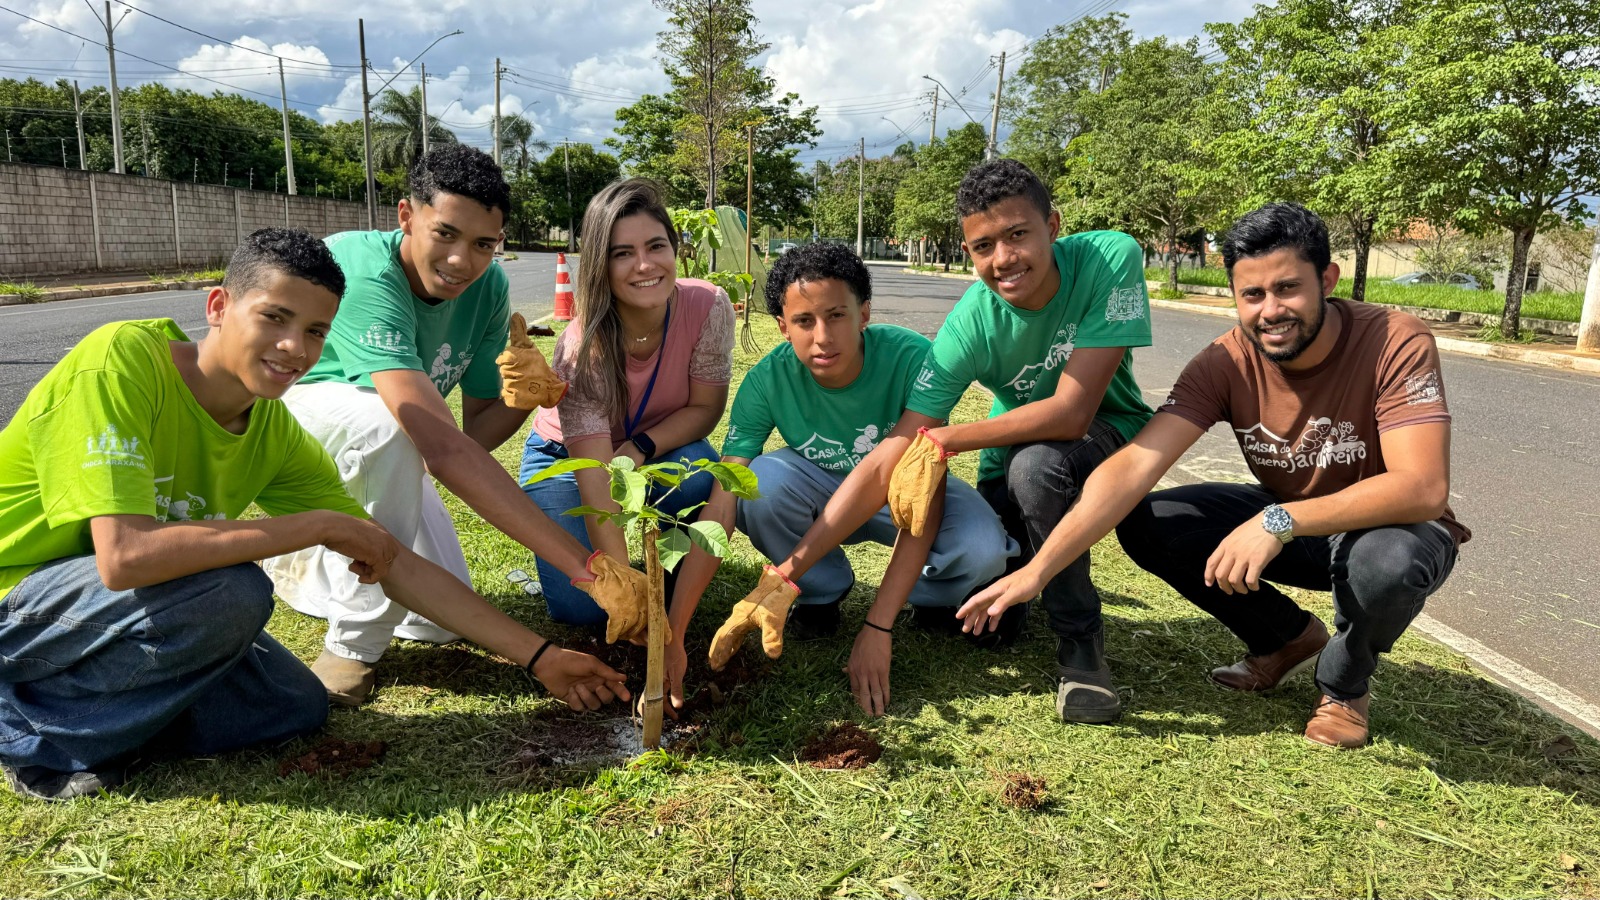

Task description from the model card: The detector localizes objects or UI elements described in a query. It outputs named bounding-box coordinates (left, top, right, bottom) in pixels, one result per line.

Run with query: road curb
left=1148, top=298, right=1600, bottom=375
left=0, top=279, right=221, bottom=307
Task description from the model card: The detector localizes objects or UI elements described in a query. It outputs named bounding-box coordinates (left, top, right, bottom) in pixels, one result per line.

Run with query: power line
left=108, top=0, right=358, bottom=68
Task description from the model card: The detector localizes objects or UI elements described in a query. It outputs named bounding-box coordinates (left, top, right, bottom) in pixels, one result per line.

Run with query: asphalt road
left=2, top=259, right=1596, bottom=725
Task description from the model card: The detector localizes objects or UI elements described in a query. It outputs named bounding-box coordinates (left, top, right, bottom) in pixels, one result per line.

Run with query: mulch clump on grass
left=277, top=738, right=386, bottom=779
left=800, top=723, right=882, bottom=770
left=999, top=771, right=1048, bottom=810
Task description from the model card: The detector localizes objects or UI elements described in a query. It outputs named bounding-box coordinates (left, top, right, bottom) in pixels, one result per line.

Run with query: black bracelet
left=523, top=640, right=555, bottom=679
left=862, top=619, right=893, bottom=635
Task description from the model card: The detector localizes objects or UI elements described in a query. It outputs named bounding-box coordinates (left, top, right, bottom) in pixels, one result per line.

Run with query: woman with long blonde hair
left=519, top=178, right=734, bottom=628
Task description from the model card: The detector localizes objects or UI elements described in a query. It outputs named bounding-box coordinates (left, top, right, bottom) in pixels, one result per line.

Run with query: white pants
left=262, top=382, right=468, bottom=663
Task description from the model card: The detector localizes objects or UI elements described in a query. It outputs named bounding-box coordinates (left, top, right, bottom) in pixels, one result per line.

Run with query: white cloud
left=173, top=38, right=333, bottom=97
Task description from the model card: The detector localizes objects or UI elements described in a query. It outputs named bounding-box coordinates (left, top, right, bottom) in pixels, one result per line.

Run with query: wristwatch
left=1261, top=504, right=1295, bottom=544
left=628, top=432, right=657, bottom=460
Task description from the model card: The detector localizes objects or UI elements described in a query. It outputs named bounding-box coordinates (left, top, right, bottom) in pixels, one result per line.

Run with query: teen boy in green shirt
left=0, top=229, right=628, bottom=802
left=737, top=160, right=1154, bottom=725
left=680, top=243, right=1016, bottom=717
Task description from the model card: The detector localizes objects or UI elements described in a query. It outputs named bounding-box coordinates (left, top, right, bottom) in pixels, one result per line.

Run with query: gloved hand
left=497, top=312, right=568, bottom=410
left=707, top=565, right=801, bottom=670
left=571, top=550, right=649, bottom=644
left=887, top=427, right=954, bottom=538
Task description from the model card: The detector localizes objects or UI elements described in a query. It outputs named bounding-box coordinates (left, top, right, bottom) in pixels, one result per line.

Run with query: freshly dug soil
left=277, top=738, right=386, bottom=779
left=509, top=716, right=702, bottom=771
left=562, top=635, right=770, bottom=716
left=800, top=723, right=882, bottom=770
left=999, top=772, right=1048, bottom=810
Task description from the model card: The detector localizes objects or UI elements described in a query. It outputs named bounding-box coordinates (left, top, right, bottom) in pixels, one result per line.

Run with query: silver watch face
left=1263, top=504, right=1293, bottom=536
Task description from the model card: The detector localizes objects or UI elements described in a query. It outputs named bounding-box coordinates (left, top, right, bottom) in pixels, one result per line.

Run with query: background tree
left=1001, top=13, right=1133, bottom=189
left=535, top=143, right=623, bottom=245
left=892, top=123, right=987, bottom=268
left=810, top=148, right=910, bottom=245
left=1208, top=0, right=1414, bottom=302
left=371, top=85, right=458, bottom=174
left=653, top=0, right=769, bottom=208
left=1057, top=37, right=1230, bottom=291
left=497, top=113, right=548, bottom=181
left=1387, top=0, right=1600, bottom=337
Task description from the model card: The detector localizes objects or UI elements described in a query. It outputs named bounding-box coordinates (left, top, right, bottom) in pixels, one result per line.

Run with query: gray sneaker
left=4, top=761, right=128, bottom=802
left=1056, top=663, right=1122, bottom=724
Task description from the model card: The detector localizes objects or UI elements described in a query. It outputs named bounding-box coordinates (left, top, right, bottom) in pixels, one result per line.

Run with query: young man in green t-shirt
left=759, top=160, right=1155, bottom=725
left=673, top=243, right=1016, bottom=718
left=261, top=146, right=623, bottom=706
left=0, top=229, right=628, bottom=802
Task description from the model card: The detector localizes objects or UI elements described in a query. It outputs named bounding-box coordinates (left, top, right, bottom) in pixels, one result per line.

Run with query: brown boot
left=1304, top=693, right=1370, bottom=748
left=1210, top=613, right=1330, bottom=692
left=311, top=650, right=376, bottom=708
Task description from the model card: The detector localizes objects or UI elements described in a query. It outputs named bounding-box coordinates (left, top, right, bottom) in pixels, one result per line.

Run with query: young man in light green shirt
left=0, top=229, right=627, bottom=802
left=673, top=242, right=1016, bottom=718
left=752, top=160, right=1155, bottom=725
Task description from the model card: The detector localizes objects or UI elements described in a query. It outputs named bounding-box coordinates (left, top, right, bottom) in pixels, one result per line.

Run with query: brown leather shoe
left=1304, top=693, right=1371, bottom=748
left=1210, top=613, right=1330, bottom=691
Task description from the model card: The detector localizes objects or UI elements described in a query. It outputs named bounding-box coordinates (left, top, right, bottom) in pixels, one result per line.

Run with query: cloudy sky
left=1, top=0, right=1260, bottom=165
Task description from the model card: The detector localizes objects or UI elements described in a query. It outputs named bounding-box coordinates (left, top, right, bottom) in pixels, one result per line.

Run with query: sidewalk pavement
left=0, top=270, right=221, bottom=306
left=878, top=262, right=1600, bottom=377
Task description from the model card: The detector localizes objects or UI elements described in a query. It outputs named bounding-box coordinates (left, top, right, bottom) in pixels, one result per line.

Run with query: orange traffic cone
left=552, top=252, right=575, bottom=322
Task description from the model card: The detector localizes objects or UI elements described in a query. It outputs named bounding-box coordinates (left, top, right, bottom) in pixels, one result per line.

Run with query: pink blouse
left=533, top=278, right=735, bottom=445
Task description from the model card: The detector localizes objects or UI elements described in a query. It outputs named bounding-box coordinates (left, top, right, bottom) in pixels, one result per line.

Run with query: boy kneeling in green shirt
left=0, top=229, right=628, bottom=802
left=671, top=243, right=1017, bottom=717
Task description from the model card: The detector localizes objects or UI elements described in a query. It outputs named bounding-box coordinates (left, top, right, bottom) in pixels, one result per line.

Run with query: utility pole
left=929, top=89, right=938, bottom=142
left=139, top=110, right=151, bottom=177
left=4, top=130, right=10, bottom=162
left=1579, top=223, right=1600, bottom=352
left=95, top=1, right=127, bottom=174
left=811, top=168, right=819, bottom=242
left=562, top=140, right=574, bottom=251
left=493, top=58, right=502, bottom=167
left=72, top=81, right=87, bottom=171
left=278, top=58, right=297, bottom=195
left=359, top=19, right=377, bottom=229
left=419, top=63, right=430, bottom=158
left=987, top=51, right=1006, bottom=161
left=856, top=137, right=865, bottom=257
left=61, top=137, right=68, bottom=167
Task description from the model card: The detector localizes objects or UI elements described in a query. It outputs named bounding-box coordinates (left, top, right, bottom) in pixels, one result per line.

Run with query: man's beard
left=1245, top=292, right=1327, bottom=364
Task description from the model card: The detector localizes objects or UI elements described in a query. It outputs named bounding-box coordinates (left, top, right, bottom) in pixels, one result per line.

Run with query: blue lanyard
left=624, top=300, right=671, bottom=439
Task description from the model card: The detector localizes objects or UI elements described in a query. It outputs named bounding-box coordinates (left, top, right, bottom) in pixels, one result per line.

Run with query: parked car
left=1392, top=271, right=1481, bottom=290
left=774, top=241, right=799, bottom=255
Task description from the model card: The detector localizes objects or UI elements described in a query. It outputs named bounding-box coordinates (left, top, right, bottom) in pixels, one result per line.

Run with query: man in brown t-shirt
left=954, top=202, right=1466, bottom=748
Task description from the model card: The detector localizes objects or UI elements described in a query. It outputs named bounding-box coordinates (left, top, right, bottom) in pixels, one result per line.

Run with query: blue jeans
left=520, top=434, right=720, bottom=625
left=0, top=556, right=328, bottom=774
left=737, top=448, right=1020, bottom=607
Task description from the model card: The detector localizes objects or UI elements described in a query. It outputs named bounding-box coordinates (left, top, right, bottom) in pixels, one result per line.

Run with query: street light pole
left=921, top=75, right=979, bottom=127
left=987, top=51, right=1006, bottom=161
left=856, top=137, right=865, bottom=257
left=94, top=1, right=129, bottom=174
left=420, top=63, right=429, bottom=159
left=359, top=18, right=376, bottom=229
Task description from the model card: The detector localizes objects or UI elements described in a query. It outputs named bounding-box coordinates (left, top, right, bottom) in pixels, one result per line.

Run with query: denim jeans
left=737, top=448, right=1019, bottom=607
left=978, top=417, right=1129, bottom=657
left=0, top=556, right=327, bottom=774
left=1115, top=482, right=1460, bottom=699
left=519, top=434, right=720, bottom=626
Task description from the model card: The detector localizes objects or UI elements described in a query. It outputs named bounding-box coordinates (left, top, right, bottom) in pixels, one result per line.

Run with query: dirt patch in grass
left=276, top=738, right=386, bottom=779
left=800, top=723, right=882, bottom=770
left=562, top=636, right=771, bottom=717
left=999, top=771, right=1048, bottom=810
left=509, top=716, right=703, bottom=772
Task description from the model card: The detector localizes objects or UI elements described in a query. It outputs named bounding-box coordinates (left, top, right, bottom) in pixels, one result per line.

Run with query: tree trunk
left=1502, top=226, right=1535, bottom=341
left=1166, top=221, right=1180, bottom=293
left=1350, top=220, right=1372, bottom=303
left=641, top=526, right=666, bottom=749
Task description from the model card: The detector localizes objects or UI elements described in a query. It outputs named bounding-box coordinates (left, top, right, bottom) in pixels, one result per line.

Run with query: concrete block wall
left=0, top=165, right=98, bottom=277
left=0, top=162, right=393, bottom=278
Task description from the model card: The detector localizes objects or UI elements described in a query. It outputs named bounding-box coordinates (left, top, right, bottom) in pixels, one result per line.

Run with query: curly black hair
left=409, top=144, right=511, bottom=219
left=223, top=228, right=345, bottom=300
left=1220, top=202, right=1331, bottom=281
left=955, top=158, right=1053, bottom=222
left=763, top=241, right=872, bottom=317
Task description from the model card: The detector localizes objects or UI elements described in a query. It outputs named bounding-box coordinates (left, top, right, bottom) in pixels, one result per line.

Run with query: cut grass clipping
left=3, top=313, right=1598, bottom=899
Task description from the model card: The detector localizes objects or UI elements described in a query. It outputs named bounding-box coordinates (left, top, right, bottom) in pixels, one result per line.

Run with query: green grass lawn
left=1145, top=266, right=1584, bottom=322
left=4, top=315, right=1599, bottom=898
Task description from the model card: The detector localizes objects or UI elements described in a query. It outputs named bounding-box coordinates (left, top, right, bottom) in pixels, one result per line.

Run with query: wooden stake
left=642, top=525, right=666, bottom=748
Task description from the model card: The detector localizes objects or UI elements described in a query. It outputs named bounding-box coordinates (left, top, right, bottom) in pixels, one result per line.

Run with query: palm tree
left=496, top=113, right=549, bottom=180
left=372, top=86, right=458, bottom=173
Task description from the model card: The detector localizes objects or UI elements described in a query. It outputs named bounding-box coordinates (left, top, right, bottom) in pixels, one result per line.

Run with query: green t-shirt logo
left=1002, top=324, right=1077, bottom=401
left=84, top=424, right=147, bottom=470
left=427, top=342, right=474, bottom=393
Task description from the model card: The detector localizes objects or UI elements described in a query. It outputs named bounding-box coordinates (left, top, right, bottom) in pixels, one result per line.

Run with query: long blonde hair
left=570, top=177, right=679, bottom=424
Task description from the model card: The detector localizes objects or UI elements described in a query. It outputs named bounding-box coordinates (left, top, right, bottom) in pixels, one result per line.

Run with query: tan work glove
left=497, top=312, right=568, bottom=410
left=571, top=550, right=649, bottom=644
left=887, top=427, right=954, bottom=538
left=707, top=565, right=801, bottom=670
